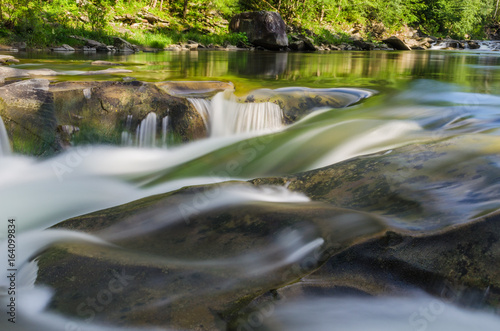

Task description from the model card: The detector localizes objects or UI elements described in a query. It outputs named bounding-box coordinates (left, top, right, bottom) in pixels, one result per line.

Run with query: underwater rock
left=156, top=80, right=234, bottom=97
left=37, top=183, right=385, bottom=330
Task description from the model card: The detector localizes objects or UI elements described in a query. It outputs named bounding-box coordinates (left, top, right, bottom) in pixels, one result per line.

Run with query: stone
left=229, top=11, right=288, bottom=50
left=467, top=41, right=481, bottom=49
left=241, top=87, right=373, bottom=123
left=383, top=36, right=412, bottom=51
left=0, top=79, right=59, bottom=155
left=36, top=182, right=385, bottom=330
left=156, top=81, right=234, bottom=98
left=51, top=44, right=75, bottom=52
left=91, top=60, right=124, bottom=66
left=113, top=36, right=139, bottom=52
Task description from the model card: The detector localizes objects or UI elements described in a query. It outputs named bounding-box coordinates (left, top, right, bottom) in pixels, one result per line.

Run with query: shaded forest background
left=1, top=0, right=500, bottom=48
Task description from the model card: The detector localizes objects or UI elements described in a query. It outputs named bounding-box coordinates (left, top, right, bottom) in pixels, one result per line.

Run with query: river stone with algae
left=36, top=183, right=385, bottom=330
left=0, top=79, right=209, bottom=154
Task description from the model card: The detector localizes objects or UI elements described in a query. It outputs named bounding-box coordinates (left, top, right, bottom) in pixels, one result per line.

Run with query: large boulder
left=37, top=183, right=385, bottom=330
left=383, top=36, right=412, bottom=50
left=229, top=11, right=288, bottom=50
left=0, top=79, right=212, bottom=155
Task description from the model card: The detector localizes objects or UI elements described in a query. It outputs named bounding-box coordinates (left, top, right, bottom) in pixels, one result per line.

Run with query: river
left=1, top=49, right=500, bottom=330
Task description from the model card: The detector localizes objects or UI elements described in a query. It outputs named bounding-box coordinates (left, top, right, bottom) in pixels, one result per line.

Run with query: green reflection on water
left=9, top=50, right=500, bottom=94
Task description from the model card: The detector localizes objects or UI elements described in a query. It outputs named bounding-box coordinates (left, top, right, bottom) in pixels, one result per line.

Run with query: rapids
left=2, top=50, right=500, bottom=330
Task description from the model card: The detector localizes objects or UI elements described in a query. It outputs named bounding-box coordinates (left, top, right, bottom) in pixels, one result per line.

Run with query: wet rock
left=156, top=80, right=234, bottom=98
left=37, top=183, right=385, bottom=330
left=0, top=55, right=19, bottom=65
left=467, top=41, right=481, bottom=49
left=229, top=11, right=288, bottom=50
left=0, top=79, right=214, bottom=155
left=0, top=79, right=59, bottom=155
left=91, top=60, right=123, bottom=66
left=383, top=36, right=412, bottom=51
left=242, top=87, right=373, bottom=123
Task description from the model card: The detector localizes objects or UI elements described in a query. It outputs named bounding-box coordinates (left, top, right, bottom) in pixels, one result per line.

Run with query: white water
left=0, top=115, right=11, bottom=156
left=210, top=91, right=284, bottom=137
left=137, top=112, right=157, bottom=147
left=187, top=98, right=210, bottom=130
left=121, top=114, right=134, bottom=146
left=162, top=115, right=169, bottom=147
left=256, top=293, right=500, bottom=331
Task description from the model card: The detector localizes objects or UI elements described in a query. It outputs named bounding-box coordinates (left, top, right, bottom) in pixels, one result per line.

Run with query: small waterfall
left=121, top=115, right=133, bottom=146
left=0, top=116, right=11, bottom=156
left=162, top=116, right=169, bottom=147
left=187, top=98, right=210, bottom=130
left=137, top=113, right=157, bottom=148
left=210, top=92, right=284, bottom=137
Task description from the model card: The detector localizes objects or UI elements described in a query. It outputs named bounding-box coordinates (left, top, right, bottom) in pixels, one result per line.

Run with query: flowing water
left=2, top=50, right=500, bottom=330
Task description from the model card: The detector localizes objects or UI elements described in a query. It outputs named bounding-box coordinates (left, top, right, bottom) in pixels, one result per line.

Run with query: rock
left=0, top=55, right=18, bottom=65
left=51, top=44, right=75, bottom=52
left=91, top=60, right=124, bottom=66
left=114, top=13, right=135, bottom=24
left=0, top=79, right=217, bottom=155
left=0, top=66, right=58, bottom=80
left=383, top=36, right=412, bottom=51
left=113, top=37, right=139, bottom=53
left=156, top=81, right=234, bottom=98
left=36, top=182, right=385, bottom=330
left=241, top=87, right=373, bottom=123
left=186, top=43, right=199, bottom=51
left=229, top=11, right=288, bottom=50
left=353, top=40, right=374, bottom=51
left=467, top=41, right=481, bottom=49
left=0, top=79, right=59, bottom=155
left=78, top=68, right=132, bottom=75
left=69, top=35, right=111, bottom=52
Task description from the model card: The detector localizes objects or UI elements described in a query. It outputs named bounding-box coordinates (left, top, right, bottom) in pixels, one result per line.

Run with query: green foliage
left=419, top=0, right=496, bottom=38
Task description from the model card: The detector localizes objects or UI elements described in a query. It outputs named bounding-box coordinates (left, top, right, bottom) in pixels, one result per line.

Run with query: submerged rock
left=37, top=183, right=385, bottom=330
left=229, top=11, right=288, bottom=50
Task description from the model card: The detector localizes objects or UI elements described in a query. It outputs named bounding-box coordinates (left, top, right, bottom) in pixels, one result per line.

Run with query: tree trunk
left=183, top=0, right=188, bottom=19
left=151, top=0, right=157, bottom=8
left=160, top=0, right=164, bottom=11
left=495, top=0, right=500, bottom=19
left=0, top=0, right=3, bottom=21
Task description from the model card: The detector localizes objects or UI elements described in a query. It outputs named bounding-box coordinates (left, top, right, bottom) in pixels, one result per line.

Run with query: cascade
left=207, top=92, right=284, bottom=137
left=187, top=98, right=210, bottom=130
left=162, top=115, right=169, bottom=147
left=120, top=115, right=134, bottom=146
left=0, top=116, right=11, bottom=156
left=137, top=112, right=157, bottom=148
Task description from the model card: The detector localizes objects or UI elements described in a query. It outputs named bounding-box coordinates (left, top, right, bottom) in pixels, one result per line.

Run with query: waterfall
left=187, top=98, right=210, bottom=131
left=200, top=92, right=284, bottom=137
left=0, top=116, right=11, bottom=156
left=137, top=113, right=157, bottom=148
left=121, top=115, right=133, bottom=146
left=162, top=115, right=169, bottom=147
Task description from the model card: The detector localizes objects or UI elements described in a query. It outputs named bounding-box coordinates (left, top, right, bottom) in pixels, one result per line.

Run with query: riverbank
left=2, top=1, right=499, bottom=54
